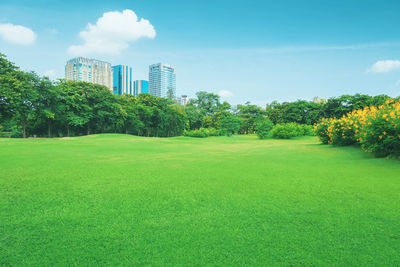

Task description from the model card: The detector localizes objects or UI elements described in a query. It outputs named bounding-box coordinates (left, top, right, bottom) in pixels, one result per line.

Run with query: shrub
left=255, top=119, right=274, bottom=139
left=302, top=125, right=315, bottom=136
left=314, top=119, right=332, bottom=144
left=183, top=128, right=223, bottom=138
left=315, top=99, right=400, bottom=157
left=358, top=101, right=400, bottom=157
left=271, top=123, right=304, bottom=139
left=328, top=117, right=358, bottom=146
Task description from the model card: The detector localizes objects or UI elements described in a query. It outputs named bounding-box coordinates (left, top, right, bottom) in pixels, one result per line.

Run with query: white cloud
left=0, top=23, right=36, bottom=45
left=368, top=60, right=400, bottom=73
left=68, top=9, right=156, bottom=55
left=218, top=90, right=234, bottom=98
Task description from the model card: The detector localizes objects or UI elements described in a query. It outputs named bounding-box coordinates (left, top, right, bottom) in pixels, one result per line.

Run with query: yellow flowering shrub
left=313, top=118, right=332, bottom=144
left=358, top=100, right=400, bottom=157
left=314, top=99, right=400, bottom=157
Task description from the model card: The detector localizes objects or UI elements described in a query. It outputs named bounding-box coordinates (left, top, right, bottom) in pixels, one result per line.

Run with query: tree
left=185, top=105, right=202, bottom=130
left=85, top=83, right=116, bottom=134
left=236, top=102, right=266, bottom=134
left=266, top=100, right=322, bottom=125
left=220, top=115, right=241, bottom=136
left=0, top=53, right=20, bottom=122
left=12, top=72, right=41, bottom=138
left=166, top=88, right=175, bottom=101
left=35, top=77, right=60, bottom=137
left=193, top=91, right=221, bottom=116
left=58, top=80, right=92, bottom=137
left=166, top=104, right=186, bottom=137
left=0, top=55, right=43, bottom=137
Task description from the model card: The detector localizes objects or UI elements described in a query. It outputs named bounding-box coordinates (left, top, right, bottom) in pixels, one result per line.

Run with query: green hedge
left=183, top=128, right=223, bottom=138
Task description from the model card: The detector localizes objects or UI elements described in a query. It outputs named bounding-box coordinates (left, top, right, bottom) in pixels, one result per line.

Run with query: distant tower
left=180, top=95, right=189, bottom=105
left=149, top=63, right=176, bottom=98
left=133, top=80, right=149, bottom=96
left=65, top=57, right=113, bottom=90
left=112, top=65, right=133, bottom=95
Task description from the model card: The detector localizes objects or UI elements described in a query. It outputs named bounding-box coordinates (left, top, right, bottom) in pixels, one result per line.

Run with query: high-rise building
left=149, top=63, right=176, bottom=98
left=65, top=57, right=113, bottom=90
left=133, top=80, right=149, bottom=96
left=112, top=65, right=133, bottom=95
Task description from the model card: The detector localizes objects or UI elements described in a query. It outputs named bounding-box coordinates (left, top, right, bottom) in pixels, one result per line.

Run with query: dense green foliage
left=1, top=135, right=400, bottom=265
left=265, top=95, right=392, bottom=125
left=220, top=115, right=241, bottom=136
left=315, top=100, right=400, bottom=157
left=255, top=119, right=274, bottom=139
left=270, top=123, right=313, bottom=139
left=183, top=128, right=223, bottom=138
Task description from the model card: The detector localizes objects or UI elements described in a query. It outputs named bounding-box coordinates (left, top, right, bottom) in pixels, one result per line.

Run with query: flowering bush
left=329, top=117, right=358, bottom=146
left=313, top=119, right=331, bottom=144
left=314, top=100, right=400, bottom=157
left=358, top=101, right=400, bottom=157
left=183, top=128, right=223, bottom=138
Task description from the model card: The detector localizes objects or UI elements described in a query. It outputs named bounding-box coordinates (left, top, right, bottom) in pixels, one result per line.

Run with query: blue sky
left=1, top=0, right=400, bottom=105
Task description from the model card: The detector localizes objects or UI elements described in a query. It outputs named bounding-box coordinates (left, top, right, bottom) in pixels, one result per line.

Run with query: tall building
left=65, top=57, right=113, bottom=90
left=133, top=80, right=149, bottom=96
left=112, top=65, right=133, bottom=95
left=149, top=63, right=176, bottom=98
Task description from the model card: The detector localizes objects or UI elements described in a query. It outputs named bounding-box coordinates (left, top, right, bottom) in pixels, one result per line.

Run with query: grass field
left=1, top=134, right=400, bottom=265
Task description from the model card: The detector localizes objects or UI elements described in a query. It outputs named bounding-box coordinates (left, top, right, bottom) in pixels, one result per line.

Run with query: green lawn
left=1, top=134, right=399, bottom=265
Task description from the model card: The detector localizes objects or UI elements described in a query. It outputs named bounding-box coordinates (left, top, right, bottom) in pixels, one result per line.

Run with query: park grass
left=1, top=134, right=400, bottom=265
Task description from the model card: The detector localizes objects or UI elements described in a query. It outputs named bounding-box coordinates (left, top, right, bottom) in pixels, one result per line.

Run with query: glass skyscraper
left=133, top=80, right=149, bottom=96
left=149, top=63, right=176, bottom=98
left=65, top=57, right=113, bottom=90
left=112, top=65, right=133, bottom=95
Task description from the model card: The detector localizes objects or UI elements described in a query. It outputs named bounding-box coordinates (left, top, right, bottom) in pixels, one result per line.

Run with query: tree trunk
left=48, top=120, right=51, bottom=138
left=67, top=125, right=70, bottom=137
left=22, top=117, right=27, bottom=138
left=87, top=124, right=90, bottom=135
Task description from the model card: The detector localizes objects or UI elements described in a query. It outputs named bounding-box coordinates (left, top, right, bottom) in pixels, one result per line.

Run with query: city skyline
left=1, top=0, right=400, bottom=105
left=65, top=57, right=179, bottom=99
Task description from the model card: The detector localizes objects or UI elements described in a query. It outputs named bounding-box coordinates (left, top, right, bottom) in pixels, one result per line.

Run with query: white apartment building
left=65, top=57, right=113, bottom=90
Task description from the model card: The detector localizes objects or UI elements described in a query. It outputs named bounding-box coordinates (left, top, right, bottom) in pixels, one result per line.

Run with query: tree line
left=0, top=52, right=396, bottom=138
